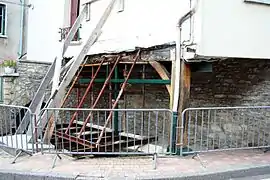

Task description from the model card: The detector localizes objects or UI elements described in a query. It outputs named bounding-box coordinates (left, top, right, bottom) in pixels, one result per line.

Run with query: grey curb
left=0, top=170, right=78, bottom=180
left=1, top=165, right=270, bottom=180
left=141, top=165, right=270, bottom=180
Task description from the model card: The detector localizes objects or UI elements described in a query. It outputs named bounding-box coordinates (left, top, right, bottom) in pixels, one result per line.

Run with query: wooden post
left=177, top=60, right=191, bottom=146
left=170, top=60, right=176, bottom=110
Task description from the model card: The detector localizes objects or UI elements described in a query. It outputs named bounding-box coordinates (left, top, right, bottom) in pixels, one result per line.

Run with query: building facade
left=1, top=0, right=270, bottom=107
left=0, top=0, right=30, bottom=103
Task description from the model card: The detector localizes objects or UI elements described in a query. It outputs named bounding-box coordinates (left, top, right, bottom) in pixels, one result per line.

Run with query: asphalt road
left=231, top=174, right=270, bottom=180
left=168, top=165, right=270, bottom=180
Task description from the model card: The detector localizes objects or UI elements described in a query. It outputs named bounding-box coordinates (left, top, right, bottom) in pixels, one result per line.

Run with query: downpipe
left=18, top=0, right=25, bottom=59
left=171, top=1, right=198, bottom=155
left=173, top=2, right=198, bottom=112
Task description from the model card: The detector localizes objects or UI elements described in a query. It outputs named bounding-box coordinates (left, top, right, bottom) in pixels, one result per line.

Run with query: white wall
left=27, top=0, right=65, bottom=62
left=196, top=0, right=270, bottom=59
left=27, top=0, right=270, bottom=62
left=27, top=0, right=193, bottom=61
left=64, top=0, right=193, bottom=57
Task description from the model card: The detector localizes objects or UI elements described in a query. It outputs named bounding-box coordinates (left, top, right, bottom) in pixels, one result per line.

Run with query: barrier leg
left=11, top=149, right=32, bottom=164
left=52, top=153, right=62, bottom=169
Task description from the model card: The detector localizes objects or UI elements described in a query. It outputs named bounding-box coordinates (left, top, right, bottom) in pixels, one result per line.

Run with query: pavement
left=0, top=149, right=270, bottom=179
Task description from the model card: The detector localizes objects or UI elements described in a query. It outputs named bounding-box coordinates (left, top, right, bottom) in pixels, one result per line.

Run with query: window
left=70, top=0, right=80, bottom=41
left=0, top=4, right=6, bottom=36
left=244, top=0, right=270, bottom=5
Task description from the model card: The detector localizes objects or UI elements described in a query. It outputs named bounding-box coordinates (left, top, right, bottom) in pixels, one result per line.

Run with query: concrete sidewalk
left=0, top=149, right=270, bottom=179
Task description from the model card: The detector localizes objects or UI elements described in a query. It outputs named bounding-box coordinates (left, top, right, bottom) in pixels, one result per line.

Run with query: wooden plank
left=73, top=131, right=99, bottom=136
left=74, top=120, right=113, bottom=132
left=149, top=61, right=171, bottom=97
left=63, top=5, right=88, bottom=55
left=170, top=60, right=176, bottom=110
left=58, top=127, right=78, bottom=131
left=177, top=61, right=191, bottom=145
left=19, top=59, right=56, bottom=135
left=42, top=0, right=117, bottom=144
left=119, top=132, right=146, bottom=140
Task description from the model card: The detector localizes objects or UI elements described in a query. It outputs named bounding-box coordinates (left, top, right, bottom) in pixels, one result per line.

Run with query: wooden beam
left=170, top=60, right=176, bottom=110
left=42, top=0, right=117, bottom=144
left=177, top=61, right=191, bottom=146
left=149, top=61, right=171, bottom=97
left=80, top=61, right=149, bottom=67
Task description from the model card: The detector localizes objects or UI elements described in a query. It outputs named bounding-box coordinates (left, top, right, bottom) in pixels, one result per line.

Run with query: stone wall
left=188, top=59, right=270, bottom=151
left=0, top=60, right=50, bottom=135
left=2, top=60, right=51, bottom=105
left=190, top=59, right=270, bottom=107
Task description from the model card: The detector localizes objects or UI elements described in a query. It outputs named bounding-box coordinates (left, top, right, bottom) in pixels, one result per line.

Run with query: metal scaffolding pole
left=96, top=50, right=140, bottom=145
left=64, top=58, right=106, bottom=134
left=76, top=56, right=122, bottom=137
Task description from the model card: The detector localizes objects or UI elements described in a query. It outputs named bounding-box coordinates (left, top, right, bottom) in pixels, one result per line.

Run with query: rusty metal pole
left=64, top=58, right=106, bottom=134
left=96, top=50, right=140, bottom=145
left=77, top=56, right=122, bottom=136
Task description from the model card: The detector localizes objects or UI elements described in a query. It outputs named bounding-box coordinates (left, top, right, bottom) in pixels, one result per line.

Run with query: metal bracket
left=117, top=0, right=125, bottom=12
left=86, top=3, right=91, bottom=21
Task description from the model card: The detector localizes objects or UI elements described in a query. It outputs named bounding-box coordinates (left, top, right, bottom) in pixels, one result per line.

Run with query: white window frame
left=0, top=3, right=7, bottom=37
left=244, top=0, right=270, bottom=5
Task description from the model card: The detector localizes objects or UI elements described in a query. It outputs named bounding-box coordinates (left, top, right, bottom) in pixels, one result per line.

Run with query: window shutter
left=70, top=0, right=80, bottom=41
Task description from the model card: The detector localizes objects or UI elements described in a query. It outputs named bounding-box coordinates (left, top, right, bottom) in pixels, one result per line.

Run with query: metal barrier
left=179, top=106, right=270, bottom=156
left=0, top=104, right=35, bottom=163
left=38, top=108, right=175, bottom=168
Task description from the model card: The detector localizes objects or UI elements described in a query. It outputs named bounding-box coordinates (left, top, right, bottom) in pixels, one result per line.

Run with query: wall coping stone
left=0, top=73, right=20, bottom=77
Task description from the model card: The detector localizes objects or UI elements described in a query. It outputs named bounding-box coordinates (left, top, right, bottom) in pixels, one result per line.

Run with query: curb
left=142, top=165, right=270, bottom=180
left=1, top=165, right=270, bottom=180
left=0, top=170, right=78, bottom=180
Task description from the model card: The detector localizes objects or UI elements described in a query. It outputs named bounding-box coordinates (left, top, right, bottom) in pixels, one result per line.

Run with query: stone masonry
left=2, top=60, right=51, bottom=105
left=0, top=60, right=50, bottom=135
left=188, top=59, right=270, bottom=151
left=190, top=59, right=270, bottom=107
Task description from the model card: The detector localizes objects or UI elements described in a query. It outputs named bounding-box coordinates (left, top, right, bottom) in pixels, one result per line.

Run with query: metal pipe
left=96, top=50, right=140, bottom=145
left=19, top=0, right=25, bottom=57
left=77, top=56, right=121, bottom=136
left=64, top=58, right=106, bottom=134
left=173, top=0, right=198, bottom=112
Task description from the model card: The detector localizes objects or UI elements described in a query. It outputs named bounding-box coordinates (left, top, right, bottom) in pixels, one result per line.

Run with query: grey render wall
left=0, top=0, right=28, bottom=61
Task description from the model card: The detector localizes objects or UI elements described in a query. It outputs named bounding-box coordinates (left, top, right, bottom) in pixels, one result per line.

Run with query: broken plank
left=74, top=120, right=114, bottom=133
left=119, top=132, right=148, bottom=140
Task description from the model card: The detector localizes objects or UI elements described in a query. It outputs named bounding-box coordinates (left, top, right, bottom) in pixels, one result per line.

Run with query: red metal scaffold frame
left=95, top=50, right=140, bottom=145
left=63, top=55, right=121, bottom=135
left=54, top=50, right=140, bottom=149
left=64, top=57, right=106, bottom=134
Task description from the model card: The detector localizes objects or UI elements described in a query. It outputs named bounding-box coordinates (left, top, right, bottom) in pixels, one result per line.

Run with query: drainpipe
left=173, top=2, right=197, bottom=112
left=18, top=0, right=25, bottom=59
left=171, top=0, right=198, bottom=154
